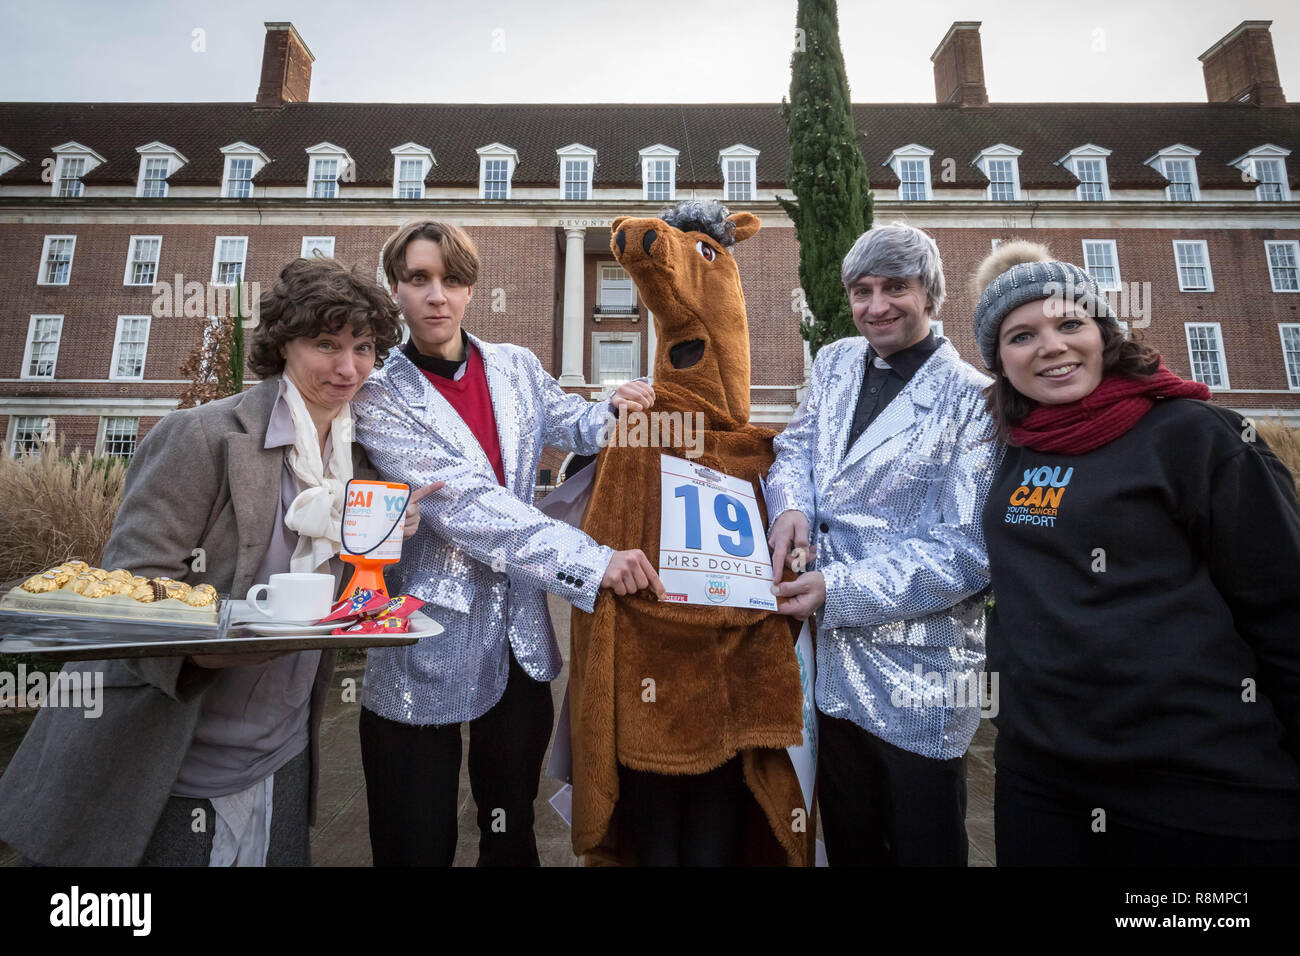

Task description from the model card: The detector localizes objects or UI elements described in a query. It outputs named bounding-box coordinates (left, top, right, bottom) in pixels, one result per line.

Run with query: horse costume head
left=611, top=200, right=760, bottom=424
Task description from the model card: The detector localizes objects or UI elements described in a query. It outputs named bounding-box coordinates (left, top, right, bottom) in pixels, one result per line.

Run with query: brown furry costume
left=569, top=208, right=814, bottom=866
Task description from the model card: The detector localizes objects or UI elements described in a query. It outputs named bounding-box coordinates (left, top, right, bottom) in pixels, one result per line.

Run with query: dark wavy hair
left=659, top=199, right=736, bottom=248
left=249, top=257, right=404, bottom=377
left=984, top=319, right=1161, bottom=444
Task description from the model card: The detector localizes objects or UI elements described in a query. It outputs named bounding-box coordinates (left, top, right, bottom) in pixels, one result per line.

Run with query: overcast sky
left=3, top=0, right=1298, bottom=104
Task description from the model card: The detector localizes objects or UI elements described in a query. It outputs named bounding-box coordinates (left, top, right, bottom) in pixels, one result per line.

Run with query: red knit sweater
left=410, top=343, right=506, bottom=487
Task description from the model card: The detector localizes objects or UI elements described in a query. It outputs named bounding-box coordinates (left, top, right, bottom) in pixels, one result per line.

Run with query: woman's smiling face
left=997, top=298, right=1105, bottom=406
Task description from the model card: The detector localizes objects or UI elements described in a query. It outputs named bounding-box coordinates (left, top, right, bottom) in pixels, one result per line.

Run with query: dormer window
left=477, top=144, right=518, bottom=200
left=391, top=143, right=435, bottom=200
left=718, top=144, right=759, bottom=202
left=137, top=146, right=184, bottom=198
left=1059, top=145, right=1112, bottom=201
left=305, top=143, right=353, bottom=199
left=640, top=145, right=679, bottom=202
left=973, top=145, right=1022, bottom=201
left=1145, top=145, right=1201, bottom=202
left=134, top=143, right=186, bottom=198
left=1231, top=145, right=1292, bottom=202
left=557, top=144, right=597, bottom=200
left=885, top=145, right=934, bottom=201
left=0, top=147, right=25, bottom=178
left=220, top=143, right=269, bottom=199
left=50, top=142, right=105, bottom=198
left=57, top=158, right=85, bottom=197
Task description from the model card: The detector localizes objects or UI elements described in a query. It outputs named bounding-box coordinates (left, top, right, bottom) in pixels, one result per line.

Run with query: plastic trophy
left=339, top=478, right=409, bottom=600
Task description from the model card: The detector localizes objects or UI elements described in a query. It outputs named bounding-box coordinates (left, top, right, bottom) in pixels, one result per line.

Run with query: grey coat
left=0, top=377, right=375, bottom=866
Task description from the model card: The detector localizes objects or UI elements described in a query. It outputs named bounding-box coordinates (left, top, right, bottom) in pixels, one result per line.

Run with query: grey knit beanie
left=972, top=245, right=1118, bottom=369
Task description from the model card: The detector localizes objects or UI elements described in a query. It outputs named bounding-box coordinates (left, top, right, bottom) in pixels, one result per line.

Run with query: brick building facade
left=1, top=19, right=1297, bottom=476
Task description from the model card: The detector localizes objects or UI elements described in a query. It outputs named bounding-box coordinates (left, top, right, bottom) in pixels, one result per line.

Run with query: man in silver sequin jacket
left=350, top=221, right=662, bottom=866
left=766, top=222, right=1002, bottom=866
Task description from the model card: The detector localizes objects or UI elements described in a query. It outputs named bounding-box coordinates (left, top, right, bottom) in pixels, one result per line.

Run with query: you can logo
left=50, top=886, right=151, bottom=936
left=1004, top=465, right=1074, bottom=528
left=705, top=576, right=729, bottom=603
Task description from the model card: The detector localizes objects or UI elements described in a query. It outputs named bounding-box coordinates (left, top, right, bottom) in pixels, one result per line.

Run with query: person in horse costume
left=567, top=199, right=813, bottom=866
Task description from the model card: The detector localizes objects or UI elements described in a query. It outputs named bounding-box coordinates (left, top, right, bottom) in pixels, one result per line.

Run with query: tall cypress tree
left=229, top=277, right=246, bottom=392
left=778, top=0, right=873, bottom=357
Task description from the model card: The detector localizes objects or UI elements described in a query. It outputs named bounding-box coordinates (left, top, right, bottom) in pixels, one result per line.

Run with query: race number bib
left=658, top=455, right=777, bottom=611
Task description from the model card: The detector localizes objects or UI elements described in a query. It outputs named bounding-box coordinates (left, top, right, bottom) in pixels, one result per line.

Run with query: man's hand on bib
left=772, top=570, right=825, bottom=621
left=602, top=549, right=667, bottom=599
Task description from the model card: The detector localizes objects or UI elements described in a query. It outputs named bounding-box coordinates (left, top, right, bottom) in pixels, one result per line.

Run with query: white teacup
left=245, top=572, right=335, bottom=624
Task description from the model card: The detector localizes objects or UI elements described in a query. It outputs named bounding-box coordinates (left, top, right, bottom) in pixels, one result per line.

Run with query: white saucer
left=243, top=610, right=443, bottom=638
left=243, top=620, right=338, bottom=636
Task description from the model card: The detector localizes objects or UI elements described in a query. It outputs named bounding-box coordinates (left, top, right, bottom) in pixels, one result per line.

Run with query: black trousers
left=995, top=766, right=1300, bottom=866
left=617, top=757, right=749, bottom=866
left=818, top=713, right=968, bottom=866
left=359, top=650, right=554, bottom=866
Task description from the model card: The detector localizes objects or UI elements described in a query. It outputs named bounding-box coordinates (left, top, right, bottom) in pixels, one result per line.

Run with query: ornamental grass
left=0, top=444, right=126, bottom=584
left=1258, top=418, right=1300, bottom=484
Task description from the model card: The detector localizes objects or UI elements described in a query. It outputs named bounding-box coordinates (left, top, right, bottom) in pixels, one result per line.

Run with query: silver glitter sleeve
left=819, top=398, right=1000, bottom=634
left=531, top=350, right=616, bottom=456
left=352, top=377, right=613, bottom=614
left=766, top=353, right=826, bottom=531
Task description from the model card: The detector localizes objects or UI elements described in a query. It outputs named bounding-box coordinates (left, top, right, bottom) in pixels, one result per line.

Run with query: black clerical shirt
left=844, top=331, right=940, bottom=453
left=403, top=330, right=470, bottom=379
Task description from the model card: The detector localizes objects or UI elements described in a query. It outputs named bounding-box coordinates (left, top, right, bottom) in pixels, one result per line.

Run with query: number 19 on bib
left=657, top=455, right=777, bottom=610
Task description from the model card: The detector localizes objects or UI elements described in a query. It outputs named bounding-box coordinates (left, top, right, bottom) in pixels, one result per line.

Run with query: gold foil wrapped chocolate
left=131, top=583, right=157, bottom=603
left=159, top=579, right=191, bottom=600
left=20, top=572, right=62, bottom=594
left=182, top=584, right=218, bottom=608
left=69, top=574, right=98, bottom=595
left=80, top=580, right=115, bottom=599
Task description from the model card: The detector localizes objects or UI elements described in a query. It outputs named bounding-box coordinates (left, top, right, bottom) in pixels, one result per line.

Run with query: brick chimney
left=256, top=22, right=315, bottom=107
left=1199, top=20, right=1286, bottom=106
left=931, top=21, right=988, bottom=107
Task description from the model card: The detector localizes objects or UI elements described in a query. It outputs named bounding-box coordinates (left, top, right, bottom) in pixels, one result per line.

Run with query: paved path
left=2, top=593, right=998, bottom=866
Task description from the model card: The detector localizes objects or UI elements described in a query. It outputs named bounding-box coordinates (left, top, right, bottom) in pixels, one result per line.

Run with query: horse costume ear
left=727, top=212, right=760, bottom=244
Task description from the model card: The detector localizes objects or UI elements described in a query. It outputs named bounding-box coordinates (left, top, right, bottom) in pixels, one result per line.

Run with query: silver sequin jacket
left=765, top=337, right=1002, bottom=759
left=351, top=336, right=615, bottom=725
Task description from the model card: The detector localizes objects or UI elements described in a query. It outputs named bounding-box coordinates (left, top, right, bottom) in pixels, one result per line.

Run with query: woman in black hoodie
left=972, top=241, right=1300, bottom=866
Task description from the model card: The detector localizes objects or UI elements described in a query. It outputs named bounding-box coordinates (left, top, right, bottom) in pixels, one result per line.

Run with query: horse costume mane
left=568, top=200, right=813, bottom=866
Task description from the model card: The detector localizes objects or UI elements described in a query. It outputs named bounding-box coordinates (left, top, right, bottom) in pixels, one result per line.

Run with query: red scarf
left=1009, top=359, right=1211, bottom=455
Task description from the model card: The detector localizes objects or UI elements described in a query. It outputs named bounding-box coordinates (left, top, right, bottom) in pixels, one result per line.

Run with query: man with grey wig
left=766, top=221, right=1001, bottom=865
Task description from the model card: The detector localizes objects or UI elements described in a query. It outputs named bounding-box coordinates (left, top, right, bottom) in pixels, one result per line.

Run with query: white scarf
left=281, top=376, right=353, bottom=573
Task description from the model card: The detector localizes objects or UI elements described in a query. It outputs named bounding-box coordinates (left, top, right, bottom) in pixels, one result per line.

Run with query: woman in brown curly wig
left=0, top=256, right=440, bottom=868
left=972, top=241, right=1300, bottom=866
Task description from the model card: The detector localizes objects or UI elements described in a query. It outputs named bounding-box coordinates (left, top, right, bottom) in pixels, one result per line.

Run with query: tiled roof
left=0, top=101, right=1295, bottom=192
